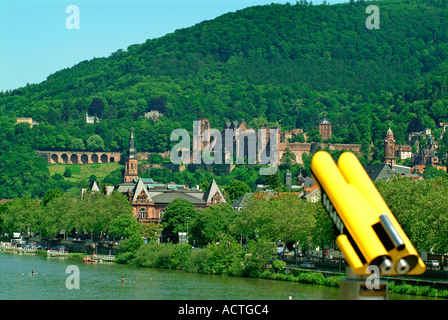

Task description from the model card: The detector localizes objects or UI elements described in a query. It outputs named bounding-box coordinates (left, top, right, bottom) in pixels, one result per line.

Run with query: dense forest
left=0, top=0, right=448, bottom=199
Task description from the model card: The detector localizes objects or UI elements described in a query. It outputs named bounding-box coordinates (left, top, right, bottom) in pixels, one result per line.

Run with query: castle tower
left=384, top=125, right=396, bottom=167
left=319, top=114, right=332, bottom=141
left=123, top=130, right=139, bottom=183
left=196, top=118, right=211, bottom=150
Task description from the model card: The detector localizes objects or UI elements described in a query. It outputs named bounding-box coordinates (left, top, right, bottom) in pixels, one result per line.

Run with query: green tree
left=69, top=138, right=85, bottom=151
left=280, top=147, right=297, bottom=169
left=109, top=213, right=142, bottom=238
left=74, top=192, right=124, bottom=240
left=376, top=176, right=448, bottom=254
left=117, top=234, right=145, bottom=256
left=263, top=170, right=283, bottom=190
left=272, top=259, right=286, bottom=272
left=224, top=179, right=251, bottom=203
left=86, top=134, right=105, bottom=151
left=88, top=97, right=105, bottom=118
left=42, top=193, right=78, bottom=238
left=162, top=198, right=197, bottom=242
left=141, top=223, right=164, bottom=241
left=89, top=191, right=132, bottom=239
left=243, top=237, right=277, bottom=273
left=204, top=234, right=244, bottom=275
left=42, top=188, right=64, bottom=206
left=63, top=168, right=72, bottom=178
left=1, top=198, right=42, bottom=237
left=310, top=201, right=336, bottom=260
left=230, top=193, right=316, bottom=244
left=190, top=203, right=237, bottom=246
left=423, top=166, right=447, bottom=179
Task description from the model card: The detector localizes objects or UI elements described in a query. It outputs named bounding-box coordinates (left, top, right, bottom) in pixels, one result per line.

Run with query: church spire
left=123, top=128, right=139, bottom=183
left=128, top=128, right=137, bottom=159
left=384, top=125, right=396, bottom=167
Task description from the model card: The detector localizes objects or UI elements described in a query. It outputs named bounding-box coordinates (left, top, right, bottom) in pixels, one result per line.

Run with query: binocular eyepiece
left=376, top=256, right=411, bottom=275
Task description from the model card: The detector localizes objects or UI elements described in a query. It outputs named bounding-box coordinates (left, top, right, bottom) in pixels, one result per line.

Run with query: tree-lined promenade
left=0, top=190, right=151, bottom=243
left=2, top=176, right=448, bottom=266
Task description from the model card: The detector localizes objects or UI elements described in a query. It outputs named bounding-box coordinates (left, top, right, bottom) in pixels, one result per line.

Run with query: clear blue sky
left=0, top=0, right=347, bottom=92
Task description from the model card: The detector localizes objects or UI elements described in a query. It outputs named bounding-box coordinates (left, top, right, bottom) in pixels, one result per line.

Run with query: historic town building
left=413, top=133, right=439, bottom=167
left=318, top=114, right=332, bottom=141
left=104, top=131, right=227, bottom=224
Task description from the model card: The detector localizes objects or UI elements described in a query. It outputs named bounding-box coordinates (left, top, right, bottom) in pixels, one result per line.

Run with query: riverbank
left=258, top=268, right=448, bottom=299
left=112, top=240, right=448, bottom=300
left=0, top=245, right=109, bottom=261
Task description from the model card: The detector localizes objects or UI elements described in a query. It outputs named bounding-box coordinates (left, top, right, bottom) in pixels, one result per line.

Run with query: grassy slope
left=47, top=162, right=122, bottom=183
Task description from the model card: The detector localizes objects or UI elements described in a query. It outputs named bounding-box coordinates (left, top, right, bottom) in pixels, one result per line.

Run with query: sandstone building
left=105, top=131, right=226, bottom=224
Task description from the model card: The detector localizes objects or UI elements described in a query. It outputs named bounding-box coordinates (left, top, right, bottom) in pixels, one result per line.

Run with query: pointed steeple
left=128, top=128, right=137, bottom=159
left=386, top=124, right=394, bottom=139
left=123, top=128, right=139, bottom=183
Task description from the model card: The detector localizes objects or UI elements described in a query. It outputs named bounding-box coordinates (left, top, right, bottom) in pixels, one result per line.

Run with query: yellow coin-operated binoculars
left=311, top=151, right=426, bottom=299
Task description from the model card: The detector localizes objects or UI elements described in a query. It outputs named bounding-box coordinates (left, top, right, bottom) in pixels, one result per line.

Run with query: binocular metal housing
left=311, top=151, right=426, bottom=276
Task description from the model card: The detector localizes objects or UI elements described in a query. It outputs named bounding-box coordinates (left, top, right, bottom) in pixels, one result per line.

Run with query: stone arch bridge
left=36, top=150, right=122, bottom=165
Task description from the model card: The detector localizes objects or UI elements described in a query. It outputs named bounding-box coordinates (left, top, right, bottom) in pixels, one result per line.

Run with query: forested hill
left=0, top=0, right=447, bottom=199
left=22, top=0, right=448, bottom=91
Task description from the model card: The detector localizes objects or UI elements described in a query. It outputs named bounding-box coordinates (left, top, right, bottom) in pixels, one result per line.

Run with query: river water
left=0, top=252, right=436, bottom=300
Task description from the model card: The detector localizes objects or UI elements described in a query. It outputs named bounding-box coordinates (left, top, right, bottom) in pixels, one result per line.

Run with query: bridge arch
left=70, top=154, right=79, bottom=164
left=100, top=154, right=108, bottom=163
left=91, top=154, right=99, bottom=163
left=51, top=154, right=58, bottom=163
left=81, top=154, right=89, bottom=164
left=61, top=153, right=68, bottom=164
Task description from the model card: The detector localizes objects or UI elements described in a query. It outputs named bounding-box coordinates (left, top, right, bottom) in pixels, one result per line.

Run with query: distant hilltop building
left=367, top=125, right=441, bottom=171
left=186, top=117, right=362, bottom=167
left=408, top=128, right=432, bottom=152
left=144, top=110, right=162, bottom=121
left=414, top=132, right=439, bottom=167
left=318, top=114, right=332, bottom=141
left=281, top=128, right=307, bottom=142
left=86, top=111, right=100, bottom=124
left=16, top=117, right=39, bottom=128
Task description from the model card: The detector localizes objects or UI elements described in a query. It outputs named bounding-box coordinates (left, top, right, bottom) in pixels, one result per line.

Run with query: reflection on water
left=0, top=253, right=437, bottom=300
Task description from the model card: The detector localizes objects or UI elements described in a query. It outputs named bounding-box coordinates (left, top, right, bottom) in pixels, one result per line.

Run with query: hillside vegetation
left=48, top=162, right=122, bottom=184
left=0, top=0, right=447, bottom=198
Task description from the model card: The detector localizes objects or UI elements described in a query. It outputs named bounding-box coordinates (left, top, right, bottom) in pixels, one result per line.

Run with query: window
left=212, top=192, right=222, bottom=204
left=138, top=208, right=147, bottom=219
